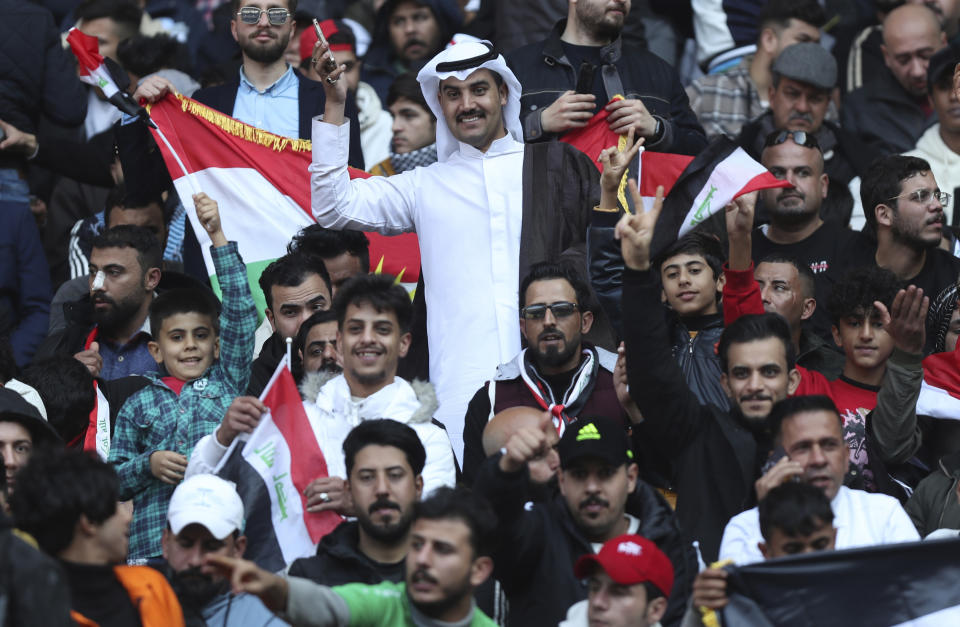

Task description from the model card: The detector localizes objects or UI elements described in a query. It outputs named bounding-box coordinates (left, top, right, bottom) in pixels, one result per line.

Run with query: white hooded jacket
left=186, top=373, right=457, bottom=499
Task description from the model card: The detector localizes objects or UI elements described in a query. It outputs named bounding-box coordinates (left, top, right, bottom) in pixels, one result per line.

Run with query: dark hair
left=0, top=335, right=16, bottom=384
left=116, top=33, right=192, bottom=78
left=343, top=419, right=427, bottom=476
left=757, top=254, right=816, bottom=300
left=333, top=274, right=413, bottom=334
left=10, top=448, right=121, bottom=556
left=758, top=0, right=826, bottom=32
left=231, top=0, right=298, bottom=14
left=103, top=182, right=166, bottom=229
left=295, top=309, right=340, bottom=357
left=288, top=225, right=370, bottom=273
left=718, top=313, right=796, bottom=373
left=258, top=251, right=332, bottom=311
left=20, top=357, right=95, bottom=445
left=767, top=395, right=842, bottom=442
left=413, top=486, right=498, bottom=558
left=387, top=73, right=435, bottom=121
left=860, top=155, right=932, bottom=230
left=759, top=481, right=834, bottom=542
left=519, top=261, right=592, bottom=310
left=149, top=287, right=221, bottom=337
left=654, top=231, right=724, bottom=282
left=76, top=0, right=143, bottom=39
left=91, top=224, right=163, bottom=273
left=826, top=267, right=902, bottom=323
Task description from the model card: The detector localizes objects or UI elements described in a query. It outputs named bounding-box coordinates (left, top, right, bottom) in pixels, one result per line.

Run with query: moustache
left=92, top=292, right=115, bottom=306
left=777, top=189, right=805, bottom=202
left=456, top=109, right=485, bottom=123
left=368, top=498, right=401, bottom=515
left=788, top=112, right=814, bottom=124
left=538, top=330, right=565, bottom=342
left=740, top=392, right=772, bottom=403
left=579, top=495, right=609, bottom=510
left=404, top=38, right=427, bottom=50
left=410, top=567, right=438, bottom=585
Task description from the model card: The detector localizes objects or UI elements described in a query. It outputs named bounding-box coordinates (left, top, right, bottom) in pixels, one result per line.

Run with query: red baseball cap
left=574, top=534, right=674, bottom=597
left=300, top=19, right=354, bottom=62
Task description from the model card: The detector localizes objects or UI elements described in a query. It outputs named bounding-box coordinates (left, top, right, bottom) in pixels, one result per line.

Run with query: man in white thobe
left=308, top=40, right=601, bottom=457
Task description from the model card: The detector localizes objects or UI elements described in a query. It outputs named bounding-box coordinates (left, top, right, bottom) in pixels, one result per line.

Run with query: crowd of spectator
left=4, top=0, right=960, bottom=625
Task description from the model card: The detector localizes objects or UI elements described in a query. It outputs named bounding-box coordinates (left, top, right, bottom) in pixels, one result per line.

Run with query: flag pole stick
left=151, top=123, right=203, bottom=197
left=285, top=336, right=293, bottom=368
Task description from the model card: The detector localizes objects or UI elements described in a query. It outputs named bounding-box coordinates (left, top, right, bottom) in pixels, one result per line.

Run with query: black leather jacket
left=506, top=20, right=706, bottom=155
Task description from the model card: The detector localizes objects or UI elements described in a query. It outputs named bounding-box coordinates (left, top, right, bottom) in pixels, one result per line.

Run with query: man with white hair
left=308, top=40, right=602, bottom=456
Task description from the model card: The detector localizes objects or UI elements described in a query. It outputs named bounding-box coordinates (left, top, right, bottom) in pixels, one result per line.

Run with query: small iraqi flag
left=215, top=355, right=341, bottom=571
left=66, top=27, right=148, bottom=122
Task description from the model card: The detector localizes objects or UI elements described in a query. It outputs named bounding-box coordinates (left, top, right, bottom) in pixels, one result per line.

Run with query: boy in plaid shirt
left=109, top=192, right=258, bottom=561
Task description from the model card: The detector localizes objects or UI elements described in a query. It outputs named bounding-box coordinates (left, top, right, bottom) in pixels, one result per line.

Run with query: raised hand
left=313, top=40, right=348, bottom=125
left=614, top=182, right=665, bottom=271
left=598, top=127, right=645, bottom=200
left=876, top=285, right=928, bottom=354
left=194, top=192, right=227, bottom=247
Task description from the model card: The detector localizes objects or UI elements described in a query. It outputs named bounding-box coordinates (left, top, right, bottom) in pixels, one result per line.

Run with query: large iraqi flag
left=214, top=354, right=340, bottom=572
left=145, top=93, right=421, bottom=313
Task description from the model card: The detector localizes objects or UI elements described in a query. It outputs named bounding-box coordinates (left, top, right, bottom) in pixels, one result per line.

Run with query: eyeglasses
left=236, top=7, right=291, bottom=25
left=520, top=302, right=579, bottom=320
left=886, top=188, right=951, bottom=206
left=763, top=130, right=820, bottom=150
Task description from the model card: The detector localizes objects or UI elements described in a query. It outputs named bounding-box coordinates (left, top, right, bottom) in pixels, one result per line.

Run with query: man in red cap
left=561, top=534, right=673, bottom=627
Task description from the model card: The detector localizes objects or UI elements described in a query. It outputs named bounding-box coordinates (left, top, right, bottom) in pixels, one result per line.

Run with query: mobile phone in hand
left=313, top=19, right=338, bottom=73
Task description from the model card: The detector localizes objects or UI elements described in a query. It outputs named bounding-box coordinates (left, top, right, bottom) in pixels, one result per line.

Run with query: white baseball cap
left=167, top=474, right=244, bottom=540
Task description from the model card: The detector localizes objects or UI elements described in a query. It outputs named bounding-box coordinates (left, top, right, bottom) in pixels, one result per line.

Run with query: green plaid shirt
left=109, top=242, right=257, bottom=560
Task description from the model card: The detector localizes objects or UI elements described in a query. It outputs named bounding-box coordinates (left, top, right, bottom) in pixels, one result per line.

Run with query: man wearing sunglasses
left=461, top=262, right=629, bottom=485
left=188, top=1, right=364, bottom=166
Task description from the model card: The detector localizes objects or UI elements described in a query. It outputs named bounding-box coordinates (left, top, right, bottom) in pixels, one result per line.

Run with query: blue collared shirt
left=232, top=65, right=299, bottom=138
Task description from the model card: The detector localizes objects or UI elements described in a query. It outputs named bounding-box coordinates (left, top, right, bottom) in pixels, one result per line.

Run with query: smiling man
left=718, top=395, right=919, bottom=565
left=310, top=40, right=604, bottom=459
left=188, top=274, right=455, bottom=516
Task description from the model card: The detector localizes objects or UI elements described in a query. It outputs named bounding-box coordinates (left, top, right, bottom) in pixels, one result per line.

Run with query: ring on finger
left=319, top=491, right=331, bottom=503
left=325, top=76, right=338, bottom=85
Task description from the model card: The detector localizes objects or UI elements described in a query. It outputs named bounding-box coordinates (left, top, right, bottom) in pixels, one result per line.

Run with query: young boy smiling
left=653, top=232, right=729, bottom=410
left=109, top=193, right=257, bottom=562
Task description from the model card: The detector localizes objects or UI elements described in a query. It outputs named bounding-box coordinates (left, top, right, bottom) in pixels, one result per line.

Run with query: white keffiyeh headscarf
left=416, top=40, right=524, bottom=162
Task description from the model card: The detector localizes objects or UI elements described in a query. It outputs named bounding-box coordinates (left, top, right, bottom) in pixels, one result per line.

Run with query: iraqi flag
left=916, top=347, right=960, bottom=420
left=561, top=99, right=789, bottom=252
left=144, top=93, right=421, bottom=314
left=712, top=539, right=960, bottom=626
left=66, top=28, right=147, bottom=122
left=214, top=355, right=340, bottom=571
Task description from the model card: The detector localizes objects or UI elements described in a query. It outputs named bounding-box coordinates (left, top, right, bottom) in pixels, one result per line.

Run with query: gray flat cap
left=771, top=42, right=837, bottom=90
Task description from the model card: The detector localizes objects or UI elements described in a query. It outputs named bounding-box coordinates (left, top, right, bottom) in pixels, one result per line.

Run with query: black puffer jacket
left=0, top=0, right=86, bottom=139
left=473, top=455, right=696, bottom=627
left=288, top=521, right=403, bottom=586
left=506, top=20, right=706, bottom=154
left=670, top=314, right=728, bottom=412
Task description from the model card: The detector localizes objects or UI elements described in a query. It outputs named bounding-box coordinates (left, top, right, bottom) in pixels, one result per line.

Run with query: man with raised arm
left=307, top=39, right=601, bottom=456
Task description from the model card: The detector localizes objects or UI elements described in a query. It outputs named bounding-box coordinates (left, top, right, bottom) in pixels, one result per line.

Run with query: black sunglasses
left=236, top=7, right=291, bottom=25
left=520, top=302, right=579, bottom=320
left=763, top=130, right=820, bottom=150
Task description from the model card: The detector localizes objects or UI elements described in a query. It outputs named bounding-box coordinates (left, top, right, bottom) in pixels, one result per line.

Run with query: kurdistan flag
left=145, top=93, right=420, bottom=314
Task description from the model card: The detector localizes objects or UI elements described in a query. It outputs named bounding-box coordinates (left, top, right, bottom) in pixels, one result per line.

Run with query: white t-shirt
left=719, top=486, right=920, bottom=565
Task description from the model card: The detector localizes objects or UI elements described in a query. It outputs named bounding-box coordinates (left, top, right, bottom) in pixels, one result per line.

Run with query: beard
left=576, top=2, right=626, bottom=41
left=891, top=213, right=941, bottom=251
left=357, top=498, right=415, bottom=544
left=408, top=567, right=474, bottom=618
left=91, top=292, right=144, bottom=333
left=531, top=331, right=581, bottom=369
left=767, top=190, right=819, bottom=226
left=169, top=566, right=230, bottom=611
left=240, top=30, right=290, bottom=64
left=320, top=360, right=343, bottom=374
